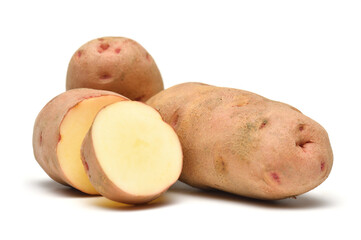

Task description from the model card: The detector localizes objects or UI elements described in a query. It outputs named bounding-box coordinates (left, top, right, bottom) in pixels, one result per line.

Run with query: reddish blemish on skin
left=39, top=132, right=43, bottom=145
left=82, top=95, right=98, bottom=100
left=77, top=50, right=82, bottom=58
left=114, top=48, right=121, bottom=54
left=100, top=43, right=109, bottom=50
left=98, top=43, right=110, bottom=53
left=169, top=108, right=181, bottom=128
left=259, top=120, right=268, bottom=129
left=58, top=134, right=62, bottom=142
left=134, top=94, right=145, bottom=101
left=99, top=74, right=111, bottom=80
left=233, top=104, right=246, bottom=107
left=271, top=172, right=281, bottom=183
left=145, top=52, right=151, bottom=61
left=83, top=161, right=89, bottom=172
left=321, top=162, right=326, bottom=171
left=299, top=124, right=304, bottom=131
left=170, top=113, right=179, bottom=128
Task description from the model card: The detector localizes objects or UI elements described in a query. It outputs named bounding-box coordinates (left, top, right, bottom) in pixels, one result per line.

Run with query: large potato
left=146, top=82, right=333, bottom=200
left=66, top=37, right=163, bottom=102
left=33, top=88, right=128, bottom=194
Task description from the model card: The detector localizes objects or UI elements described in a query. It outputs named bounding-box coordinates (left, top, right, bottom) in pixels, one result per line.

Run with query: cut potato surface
left=57, top=95, right=123, bottom=194
left=82, top=101, right=182, bottom=204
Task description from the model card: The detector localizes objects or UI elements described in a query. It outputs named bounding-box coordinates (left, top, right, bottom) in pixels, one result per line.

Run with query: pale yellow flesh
left=92, top=101, right=182, bottom=196
left=57, top=96, right=123, bottom=194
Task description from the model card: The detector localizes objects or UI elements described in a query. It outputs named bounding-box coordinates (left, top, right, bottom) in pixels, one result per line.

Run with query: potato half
left=66, top=36, right=164, bottom=102
left=33, top=88, right=128, bottom=194
left=81, top=101, right=183, bottom=204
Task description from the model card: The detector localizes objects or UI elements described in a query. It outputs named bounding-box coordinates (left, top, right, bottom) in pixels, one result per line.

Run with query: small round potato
left=66, top=37, right=164, bottom=102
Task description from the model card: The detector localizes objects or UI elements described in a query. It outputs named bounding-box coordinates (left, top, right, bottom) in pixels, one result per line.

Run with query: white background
left=1, top=0, right=360, bottom=239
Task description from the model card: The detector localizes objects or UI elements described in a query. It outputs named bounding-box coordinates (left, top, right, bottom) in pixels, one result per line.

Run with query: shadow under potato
left=30, top=178, right=97, bottom=198
left=87, top=195, right=175, bottom=211
left=169, top=181, right=335, bottom=210
left=30, top=179, right=335, bottom=210
left=29, top=178, right=177, bottom=210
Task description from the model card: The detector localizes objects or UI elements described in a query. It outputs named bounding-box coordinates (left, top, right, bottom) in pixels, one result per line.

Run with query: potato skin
left=32, top=88, right=127, bottom=189
left=147, top=83, right=333, bottom=200
left=81, top=128, right=164, bottom=205
left=66, top=37, right=164, bottom=102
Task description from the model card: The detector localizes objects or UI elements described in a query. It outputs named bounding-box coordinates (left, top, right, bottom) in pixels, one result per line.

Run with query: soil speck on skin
left=215, top=156, right=227, bottom=174
left=232, top=99, right=249, bottom=107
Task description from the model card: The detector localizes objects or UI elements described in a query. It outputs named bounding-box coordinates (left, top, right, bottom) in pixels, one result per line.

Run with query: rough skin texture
left=32, top=88, right=128, bottom=192
left=146, top=82, right=333, bottom=200
left=66, top=37, right=164, bottom=102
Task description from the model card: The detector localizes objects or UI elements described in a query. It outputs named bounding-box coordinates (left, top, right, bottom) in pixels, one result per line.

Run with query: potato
left=81, top=101, right=183, bottom=204
left=66, top=37, right=163, bottom=102
left=146, top=82, right=333, bottom=200
left=33, top=88, right=128, bottom=194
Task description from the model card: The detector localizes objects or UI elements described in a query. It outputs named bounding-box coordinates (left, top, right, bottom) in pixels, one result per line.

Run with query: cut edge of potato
left=57, top=95, right=125, bottom=194
left=89, top=101, right=183, bottom=200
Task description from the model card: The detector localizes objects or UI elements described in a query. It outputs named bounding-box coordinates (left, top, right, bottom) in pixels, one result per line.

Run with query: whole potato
left=146, top=82, right=333, bottom=200
left=66, top=37, right=163, bottom=102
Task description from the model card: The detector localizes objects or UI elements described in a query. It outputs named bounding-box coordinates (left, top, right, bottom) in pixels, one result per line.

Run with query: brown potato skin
left=146, top=82, right=333, bottom=200
left=81, top=128, right=165, bottom=205
left=32, top=88, right=128, bottom=190
left=66, top=37, right=164, bottom=102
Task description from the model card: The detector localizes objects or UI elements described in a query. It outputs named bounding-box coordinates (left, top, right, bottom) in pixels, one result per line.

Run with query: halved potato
left=33, top=88, right=128, bottom=194
left=81, top=101, right=183, bottom=204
